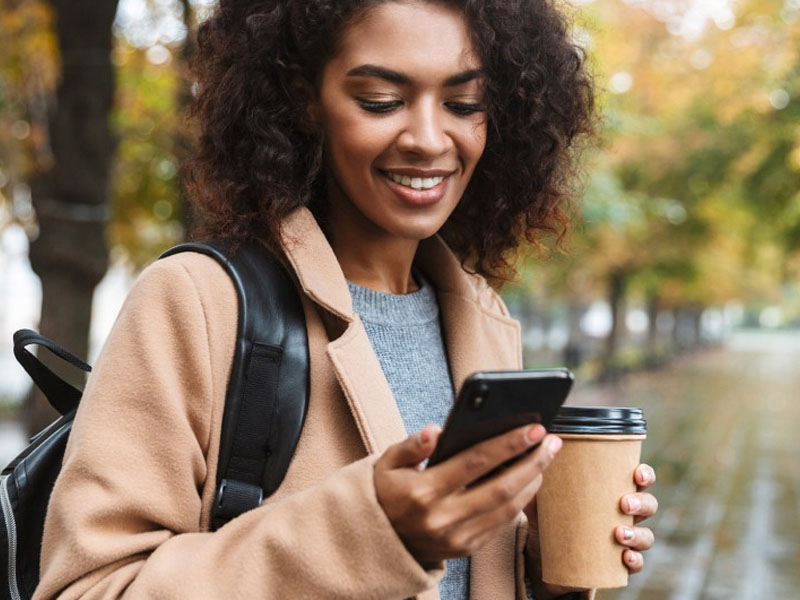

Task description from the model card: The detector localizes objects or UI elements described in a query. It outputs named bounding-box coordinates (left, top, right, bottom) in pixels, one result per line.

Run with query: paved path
left=570, top=331, right=800, bottom=600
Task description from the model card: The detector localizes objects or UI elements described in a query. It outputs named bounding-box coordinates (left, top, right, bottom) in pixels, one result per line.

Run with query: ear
left=289, top=73, right=322, bottom=132
left=305, top=98, right=322, bottom=128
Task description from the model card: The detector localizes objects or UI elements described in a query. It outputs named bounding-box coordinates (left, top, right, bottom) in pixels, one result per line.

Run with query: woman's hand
left=615, top=463, right=658, bottom=573
left=374, top=423, right=563, bottom=568
left=523, top=462, right=658, bottom=599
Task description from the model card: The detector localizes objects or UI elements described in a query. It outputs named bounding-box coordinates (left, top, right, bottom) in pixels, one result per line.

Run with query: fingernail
left=622, top=527, right=634, bottom=541
left=626, top=496, right=641, bottom=512
left=418, top=427, right=430, bottom=444
left=526, top=424, right=543, bottom=444
left=639, top=465, right=653, bottom=482
left=626, top=551, right=638, bottom=564
left=547, top=436, right=562, bottom=455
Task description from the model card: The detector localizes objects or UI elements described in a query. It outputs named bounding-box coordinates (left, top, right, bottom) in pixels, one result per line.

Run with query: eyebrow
left=346, top=64, right=484, bottom=86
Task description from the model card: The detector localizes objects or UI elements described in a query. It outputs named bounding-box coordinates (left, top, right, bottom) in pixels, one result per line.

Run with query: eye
left=357, top=99, right=403, bottom=113
left=446, top=102, right=486, bottom=116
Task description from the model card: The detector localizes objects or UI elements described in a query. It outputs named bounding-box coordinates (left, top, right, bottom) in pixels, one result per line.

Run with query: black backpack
left=1, top=241, right=309, bottom=600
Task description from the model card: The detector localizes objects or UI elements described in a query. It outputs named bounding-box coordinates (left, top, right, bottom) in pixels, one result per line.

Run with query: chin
left=387, top=215, right=451, bottom=241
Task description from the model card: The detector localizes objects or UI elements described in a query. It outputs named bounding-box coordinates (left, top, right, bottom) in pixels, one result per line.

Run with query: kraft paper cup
left=537, top=406, right=647, bottom=589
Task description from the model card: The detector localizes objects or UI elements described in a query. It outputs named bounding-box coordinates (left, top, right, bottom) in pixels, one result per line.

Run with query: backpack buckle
left=212, top=479, right=264, bottom=528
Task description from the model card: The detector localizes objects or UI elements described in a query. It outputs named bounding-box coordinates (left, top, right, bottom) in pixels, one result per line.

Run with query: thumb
left=523, top=486, right=540, bottom=521
left=380, top=424, right=440, bottom=469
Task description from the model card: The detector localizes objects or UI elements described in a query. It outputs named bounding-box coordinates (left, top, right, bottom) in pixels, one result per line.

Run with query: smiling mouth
left=380, top=171, right=448, bottom=191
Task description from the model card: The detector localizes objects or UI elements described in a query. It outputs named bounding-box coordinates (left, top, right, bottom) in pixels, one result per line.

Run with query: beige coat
left=35, top=208, right=591, bottom=599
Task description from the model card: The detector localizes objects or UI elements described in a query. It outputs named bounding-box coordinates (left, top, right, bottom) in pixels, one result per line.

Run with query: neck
left=327, top=191, right=420, bottom=295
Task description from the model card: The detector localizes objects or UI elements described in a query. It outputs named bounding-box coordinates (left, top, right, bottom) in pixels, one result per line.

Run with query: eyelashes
left=446, top=102, right=487, bottom=116
left=357, top=99, right=403, bottom=113
left=356, top=99, right=486, bottom=116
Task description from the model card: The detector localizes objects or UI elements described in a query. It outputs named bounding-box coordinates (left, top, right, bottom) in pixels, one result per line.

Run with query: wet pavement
left=569, top=331, right=800, bottom=600
left=1, top=331, right=798, bottom=598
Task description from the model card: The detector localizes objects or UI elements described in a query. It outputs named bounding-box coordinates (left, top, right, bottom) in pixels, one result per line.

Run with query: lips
left=379, top=169, right=451, bottom=206
left=385, top=171, right=445, bottom=191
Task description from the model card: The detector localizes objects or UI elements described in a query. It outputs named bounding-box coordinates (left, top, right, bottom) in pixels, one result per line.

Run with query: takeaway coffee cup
left=536, top=406, right=647, bottom=589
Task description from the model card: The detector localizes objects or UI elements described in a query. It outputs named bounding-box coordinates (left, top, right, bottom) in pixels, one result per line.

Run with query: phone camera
left=471, top=384, right=489, bottom=409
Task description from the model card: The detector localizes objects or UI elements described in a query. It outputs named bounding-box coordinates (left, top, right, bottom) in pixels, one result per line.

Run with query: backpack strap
left=12, top=328, right=91, bottom=416
left=159, top=240, right=309, bottom=530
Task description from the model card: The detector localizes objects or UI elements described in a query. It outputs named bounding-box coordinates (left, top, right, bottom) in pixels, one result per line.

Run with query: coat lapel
left=281, top=208, right=407, bottom=454
left=326, top=317, right=408, bottom=454
left=280, top=208, right=353, bottom=322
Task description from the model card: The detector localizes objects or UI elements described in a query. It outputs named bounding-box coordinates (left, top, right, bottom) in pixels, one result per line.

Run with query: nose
left=396, top=98, right=453, bottom=158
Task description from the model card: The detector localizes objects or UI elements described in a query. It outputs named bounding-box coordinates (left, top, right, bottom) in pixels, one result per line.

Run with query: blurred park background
left=1, top=0, right=799, bottom=597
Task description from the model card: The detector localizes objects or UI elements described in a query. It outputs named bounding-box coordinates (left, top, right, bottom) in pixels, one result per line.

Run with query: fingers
left=451, top=469, right=546, bottom=557
left=634, top=464, right=656, bottom=490
left=623, top=549, right=644, bottom=573
left=428, top=424, right=547, bottom=492
left=615, top=525, right=655, bottom=551
left=374, top=425, right=562, bottom=566
left=440, top=435, right=561, bottom=530
left=459, top=435, right=561, bottom=514
left=379, top=425, right=441, bottom=470
left=619, top=466, right=656, bottom=576
left=522, top=488, right=539, bottom=520
left=621, top=491, right=658, bottom=524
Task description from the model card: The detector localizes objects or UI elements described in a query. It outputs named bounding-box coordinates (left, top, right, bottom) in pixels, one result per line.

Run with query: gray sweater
left=347, top=276, right=469, bottom=600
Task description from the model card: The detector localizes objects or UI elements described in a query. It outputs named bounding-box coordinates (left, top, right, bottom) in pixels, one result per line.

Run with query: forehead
left=331, top=1, right=480, bottom=76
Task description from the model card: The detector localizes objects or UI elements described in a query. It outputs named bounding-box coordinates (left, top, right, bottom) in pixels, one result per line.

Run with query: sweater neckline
left=346, top=274, right=439, bottom=326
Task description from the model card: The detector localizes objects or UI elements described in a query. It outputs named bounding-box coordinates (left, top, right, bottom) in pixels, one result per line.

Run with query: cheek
left=323, top=108, right=395, bottom=175
left=467, top=122, right=487, bottom=164
left=457, top=121, right=487, bottom=178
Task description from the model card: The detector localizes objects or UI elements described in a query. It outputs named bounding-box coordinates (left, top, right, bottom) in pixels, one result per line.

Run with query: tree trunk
left=603, top=270, right=627, bottom=376
left=673, top=306, right=700, bottom=351
left=645, top=293, right=660, bottom=363
left=671, top=308, right=682, bottom=351
left=24, top=0, right=119, bottom=435
left=563, top=298, right=585, bottom=368
left=691, top=307, right=703, bottom=349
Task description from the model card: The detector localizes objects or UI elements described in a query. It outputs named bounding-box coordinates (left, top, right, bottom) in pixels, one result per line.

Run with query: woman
left=35, top=1, right=657, bottom=599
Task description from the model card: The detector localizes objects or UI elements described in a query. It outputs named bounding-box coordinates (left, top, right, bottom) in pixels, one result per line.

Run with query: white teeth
left=386, top=172, right=445, bottom=190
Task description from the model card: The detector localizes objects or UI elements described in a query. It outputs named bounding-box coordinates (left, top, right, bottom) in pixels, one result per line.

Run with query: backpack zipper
left=1, top=473, right=22, bottom=600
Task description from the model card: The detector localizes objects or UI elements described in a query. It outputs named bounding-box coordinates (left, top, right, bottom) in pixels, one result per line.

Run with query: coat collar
left=281, top=207, right=354, bottom=322
left=280, top=206, right=508, bottom=328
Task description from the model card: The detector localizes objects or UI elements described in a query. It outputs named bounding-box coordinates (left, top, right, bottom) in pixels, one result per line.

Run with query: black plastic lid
left=550, top=406, right=646, bottom=434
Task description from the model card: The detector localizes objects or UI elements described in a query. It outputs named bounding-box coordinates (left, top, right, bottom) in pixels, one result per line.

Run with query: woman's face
left=312, top=1, right=487, bottom=243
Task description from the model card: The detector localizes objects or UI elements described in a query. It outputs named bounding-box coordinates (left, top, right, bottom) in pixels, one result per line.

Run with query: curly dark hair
left=185, top=0, right=595, bottom=285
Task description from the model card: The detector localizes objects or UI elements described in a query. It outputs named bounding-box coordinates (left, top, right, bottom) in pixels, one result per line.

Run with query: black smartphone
left=427, top=368, right=573, bottom=467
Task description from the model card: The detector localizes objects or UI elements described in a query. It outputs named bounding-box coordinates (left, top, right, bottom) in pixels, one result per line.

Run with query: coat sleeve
left=34, top=254, right=441, bottom=600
